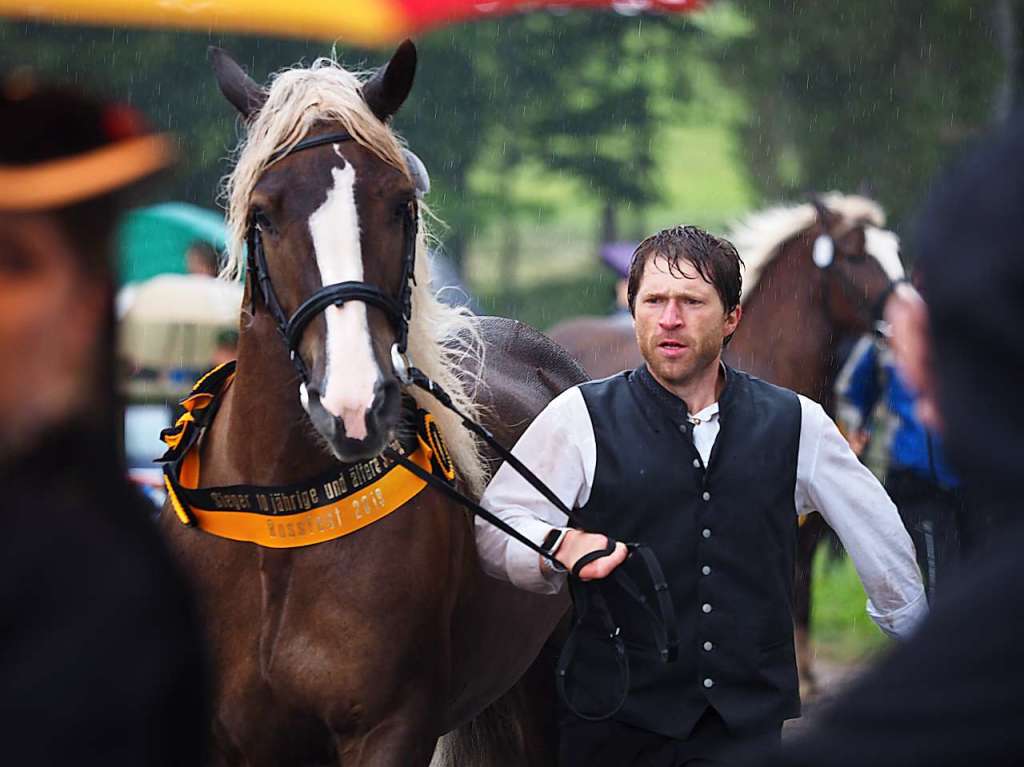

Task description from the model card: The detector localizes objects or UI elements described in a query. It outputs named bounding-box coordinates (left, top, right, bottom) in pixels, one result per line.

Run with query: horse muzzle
left=303, top=377, right=401, bottom=462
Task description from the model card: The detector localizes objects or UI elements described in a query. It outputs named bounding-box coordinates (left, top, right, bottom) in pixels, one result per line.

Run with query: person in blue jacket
left=835, top=330, right=967, bottom=602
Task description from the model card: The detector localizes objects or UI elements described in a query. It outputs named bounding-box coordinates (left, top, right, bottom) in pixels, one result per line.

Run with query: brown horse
left=724, top=193, right=904, bottom=694
left=160, top=42, right=584, bottom=766
left=547, top=311, right=641, bottom=379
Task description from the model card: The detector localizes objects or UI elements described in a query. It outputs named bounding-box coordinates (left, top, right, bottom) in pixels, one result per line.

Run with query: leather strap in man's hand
left=555, top=530, right=629, bottom=580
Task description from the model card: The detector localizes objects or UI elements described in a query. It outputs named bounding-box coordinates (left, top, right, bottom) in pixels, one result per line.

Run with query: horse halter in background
left=811, top=230, right=896, bottom=331
left=245, top=130, right=419, bottom=383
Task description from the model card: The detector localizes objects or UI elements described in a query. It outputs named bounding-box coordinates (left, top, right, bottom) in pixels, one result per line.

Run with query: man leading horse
left=480, top=224, right=927, bottom=766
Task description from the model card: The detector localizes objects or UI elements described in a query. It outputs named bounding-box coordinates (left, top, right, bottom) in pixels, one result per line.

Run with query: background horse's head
left=806, top=195, right=904, bottom=335
left=214, top=43, right=485, bottom=480
left=731, top=192, right=904, bottom=338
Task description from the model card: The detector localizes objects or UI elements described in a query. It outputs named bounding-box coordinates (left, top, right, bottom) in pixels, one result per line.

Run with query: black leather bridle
left=245, top=130, right=418, bottom=384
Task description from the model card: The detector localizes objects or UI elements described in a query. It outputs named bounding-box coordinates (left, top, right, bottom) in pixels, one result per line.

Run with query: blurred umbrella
left=118, top=203, right=227, bottom=285
left=118, top=274, right=242, bottom=377
left=0, top=0, right=702, bottom=46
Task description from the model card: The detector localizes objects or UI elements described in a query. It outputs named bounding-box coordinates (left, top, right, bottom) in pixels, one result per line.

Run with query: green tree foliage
left=722, top=0, right=1005, bottom=238
left=404, top=12, right=697, bottom=267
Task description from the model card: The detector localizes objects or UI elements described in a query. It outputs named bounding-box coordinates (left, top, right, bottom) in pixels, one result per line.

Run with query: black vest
left=572, top=365, right=802, bottom=738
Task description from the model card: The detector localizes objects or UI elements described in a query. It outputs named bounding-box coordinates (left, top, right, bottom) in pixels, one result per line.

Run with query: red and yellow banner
left=0, top=0, right=702, bottom=47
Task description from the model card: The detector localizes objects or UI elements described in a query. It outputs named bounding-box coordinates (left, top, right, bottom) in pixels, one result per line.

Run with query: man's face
left=0, top=213, right=106, bottom=456
left=633, top=255, right=740, bottom=391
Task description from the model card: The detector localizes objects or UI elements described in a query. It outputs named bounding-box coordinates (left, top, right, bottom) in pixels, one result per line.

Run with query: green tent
left=117, top=202, right=227, bottom=284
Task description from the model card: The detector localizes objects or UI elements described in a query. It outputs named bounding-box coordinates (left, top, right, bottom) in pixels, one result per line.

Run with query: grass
left=810, top=547, right=892, bottom=663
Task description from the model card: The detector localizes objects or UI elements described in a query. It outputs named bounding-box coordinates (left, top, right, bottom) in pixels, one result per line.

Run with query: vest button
left=702, top=491, right=711, bottom=501
left=703, top=641, right=713, bottom=651
left=701, top=565, right=711, bottom=576
left=702, top=528, right=711, bottom=539
left=693, top=458, right=701, bottom=469
left=703, top=678, right=714, bottom=688
left=702, top=603, right=712, bottom=613
left=678, top=423, right=688, bottom=433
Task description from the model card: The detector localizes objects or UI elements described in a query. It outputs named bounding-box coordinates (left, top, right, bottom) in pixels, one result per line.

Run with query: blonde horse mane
left=727, top=192, right=904, bottom=304
left=221, top=56, right=489, bottom=496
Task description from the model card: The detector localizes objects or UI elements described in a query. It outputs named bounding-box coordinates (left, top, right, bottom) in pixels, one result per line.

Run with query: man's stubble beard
left=639, top=331, right=722, bottom=392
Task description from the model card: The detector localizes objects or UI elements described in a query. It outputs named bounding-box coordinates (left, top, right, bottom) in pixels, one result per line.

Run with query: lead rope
left=384, top=366, right=678, bottom=721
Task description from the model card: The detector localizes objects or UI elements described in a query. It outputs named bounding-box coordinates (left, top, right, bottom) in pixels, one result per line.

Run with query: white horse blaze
left=865, top=227, right=906, bottom=281
left=307, top=161, right=380, bottom=441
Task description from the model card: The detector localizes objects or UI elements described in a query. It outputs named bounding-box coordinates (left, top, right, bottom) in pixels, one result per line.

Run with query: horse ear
left=810, top=197, right=840, bottom=232
left=362, top=39, right=417, bottom=123
left=209, top=46, right=267, bottom=121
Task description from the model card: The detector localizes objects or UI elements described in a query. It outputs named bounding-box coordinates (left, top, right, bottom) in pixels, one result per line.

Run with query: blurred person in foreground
left=740, top=115, right=1024, bottom=767
left=0, top=75, right=207, bottom=764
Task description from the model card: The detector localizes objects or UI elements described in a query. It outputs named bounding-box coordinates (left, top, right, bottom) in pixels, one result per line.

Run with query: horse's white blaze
left=308, top=162, right=379, bottom=441
left=865, top=226, right=905, bottom=281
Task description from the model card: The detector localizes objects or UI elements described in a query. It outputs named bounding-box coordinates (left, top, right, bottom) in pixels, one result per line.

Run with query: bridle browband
left=246, top=130, right=418, bottom=383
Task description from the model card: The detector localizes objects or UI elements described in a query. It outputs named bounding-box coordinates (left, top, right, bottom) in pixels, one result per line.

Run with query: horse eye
left=846, top=253, right=868, bottom=264
left=252, top=208, right=275, bottom=233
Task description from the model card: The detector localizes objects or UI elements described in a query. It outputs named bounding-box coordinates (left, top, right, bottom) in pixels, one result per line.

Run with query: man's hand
left=553, top=530, right=628, bottom=580
left=848, top=428, right=870, bottom=457
left=884, top=282, right=942, bottom=431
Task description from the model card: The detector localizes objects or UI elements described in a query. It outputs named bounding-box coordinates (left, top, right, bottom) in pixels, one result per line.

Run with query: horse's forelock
left=728, top=193, right=898, bottom=302
left=221, top=57, right=410, bottom=281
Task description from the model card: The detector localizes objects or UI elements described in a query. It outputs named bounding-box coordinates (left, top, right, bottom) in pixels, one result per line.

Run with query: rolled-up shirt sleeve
left=477, top=386, right=595, bottom=595
left=796, top=395, right=928, bottom=639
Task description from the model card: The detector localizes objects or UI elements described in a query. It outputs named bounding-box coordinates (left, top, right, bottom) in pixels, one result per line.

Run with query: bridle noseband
left=246, top=130, right=418, bottom=383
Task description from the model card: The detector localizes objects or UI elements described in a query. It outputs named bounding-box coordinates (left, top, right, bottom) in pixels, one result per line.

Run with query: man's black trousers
left=559, top=707, right=782, bottom=767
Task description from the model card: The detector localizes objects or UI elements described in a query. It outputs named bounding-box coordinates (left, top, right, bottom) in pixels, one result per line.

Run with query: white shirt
left=477, top=382, right=927, bottom=640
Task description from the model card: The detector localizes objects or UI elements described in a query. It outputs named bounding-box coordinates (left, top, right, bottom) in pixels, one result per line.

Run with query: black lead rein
left=384, top=368, right=679, bottom=722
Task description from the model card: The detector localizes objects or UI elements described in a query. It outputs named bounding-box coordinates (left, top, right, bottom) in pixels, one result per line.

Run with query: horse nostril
left=372, top=378, right=399, bottom=409
left=369, top=378, right=401, bottom=429
left=302, top=387, right=339, bottom=441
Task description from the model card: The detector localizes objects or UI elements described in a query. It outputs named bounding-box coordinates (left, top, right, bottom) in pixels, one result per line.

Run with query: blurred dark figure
left=547, top=241, right=643, bottom=378
left=0, top=76, right=207, bottom=764
left=739, top=115, right=1024, bottom=767
left=185, top=239, right=220, bottom=277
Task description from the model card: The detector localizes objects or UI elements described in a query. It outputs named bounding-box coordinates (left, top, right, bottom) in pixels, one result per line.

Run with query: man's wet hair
left=627, top=225, right=744, bottom=317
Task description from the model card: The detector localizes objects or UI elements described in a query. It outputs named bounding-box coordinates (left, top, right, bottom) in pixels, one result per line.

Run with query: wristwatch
left=541, top=527, right=570, bottom=573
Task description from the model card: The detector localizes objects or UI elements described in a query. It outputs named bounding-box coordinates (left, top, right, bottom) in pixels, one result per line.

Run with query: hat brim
left=599, top=242, right=637, bottom=279
left=0, top=133, right=175, bottom=211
